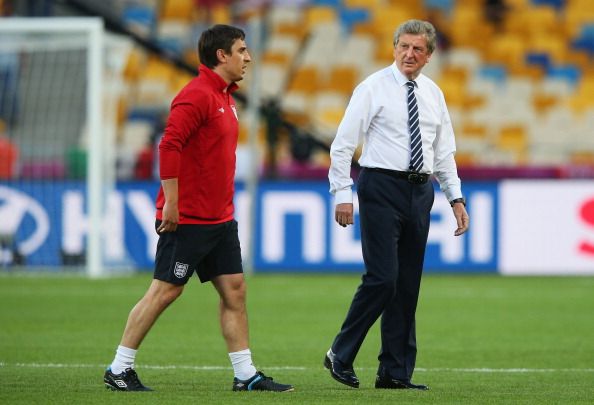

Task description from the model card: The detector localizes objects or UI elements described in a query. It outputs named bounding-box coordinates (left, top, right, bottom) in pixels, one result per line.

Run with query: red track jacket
left=156, top=65, right=239, bottom=224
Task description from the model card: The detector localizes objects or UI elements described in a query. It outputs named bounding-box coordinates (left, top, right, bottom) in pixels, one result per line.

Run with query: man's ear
left=216, top=49, right=227, bottom=64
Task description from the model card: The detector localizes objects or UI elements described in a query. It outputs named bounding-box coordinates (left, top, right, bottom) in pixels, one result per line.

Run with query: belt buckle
left=407, top=173, right=424, bottom=184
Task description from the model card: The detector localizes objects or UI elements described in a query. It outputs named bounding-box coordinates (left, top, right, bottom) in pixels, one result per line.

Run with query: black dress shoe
left=324, top=354, right=359, bottom=388
left=375, top=375, right=429, bottom=390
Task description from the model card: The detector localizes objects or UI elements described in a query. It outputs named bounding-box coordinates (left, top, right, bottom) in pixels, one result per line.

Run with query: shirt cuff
left=444, top=188, right=463, bottom=203
left=334, top=189, right=353, bottom=205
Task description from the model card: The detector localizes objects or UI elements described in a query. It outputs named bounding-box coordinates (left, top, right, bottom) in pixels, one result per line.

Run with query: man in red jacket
left=104, top=24, right=293, bottom=393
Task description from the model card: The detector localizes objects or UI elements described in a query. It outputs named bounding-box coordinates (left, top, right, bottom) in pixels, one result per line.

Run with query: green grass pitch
left=1, top=273, right=593, bottom=404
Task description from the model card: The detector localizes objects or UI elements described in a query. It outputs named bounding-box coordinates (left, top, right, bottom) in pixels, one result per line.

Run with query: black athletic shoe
left=104, top=368, right=153, bottom=391
left=232, top=371, right=294, bottom=392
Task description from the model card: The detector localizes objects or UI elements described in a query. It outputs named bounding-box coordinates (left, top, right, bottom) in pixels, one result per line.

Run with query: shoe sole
left=324, top=355, right=359, bottom=389
left=233, top=385, right=295, bottom=392
left=104, top=381, right=153, bottom=392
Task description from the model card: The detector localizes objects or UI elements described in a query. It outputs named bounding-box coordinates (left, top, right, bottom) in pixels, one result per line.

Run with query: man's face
left=393, top=33, right=432, bottom=80
left=219, top=38, right=251, bottom=83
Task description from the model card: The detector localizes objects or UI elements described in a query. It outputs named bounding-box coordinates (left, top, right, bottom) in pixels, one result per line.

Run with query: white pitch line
left=415, top=367, right=594, bottom=373
left=1, top=362, right=594, bottom=373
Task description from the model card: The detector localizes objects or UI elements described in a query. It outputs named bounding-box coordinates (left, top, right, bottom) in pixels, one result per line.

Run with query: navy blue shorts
left=153, top=219, right=243, bottom=285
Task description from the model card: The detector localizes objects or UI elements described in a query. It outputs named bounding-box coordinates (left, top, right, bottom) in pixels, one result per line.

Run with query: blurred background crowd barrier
left=0, top=0, right=593, bottom=275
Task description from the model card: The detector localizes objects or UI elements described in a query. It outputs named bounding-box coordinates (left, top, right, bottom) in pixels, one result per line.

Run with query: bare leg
left=211, top=273, right=248, bottom=352
left=120, top=279, right=184, bottom=349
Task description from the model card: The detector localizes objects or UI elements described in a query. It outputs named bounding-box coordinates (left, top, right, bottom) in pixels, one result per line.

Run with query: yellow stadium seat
left=262, top=51, right=291, bottom=65
left=437, top=67, right=469, bottom=107
left=324, top=66, right=358, bottom=95
left=532, top=93, right=559, bottom=114
left=568, top=77, right=594, bottom=113
left=371, top=5, right=416, bottom=29
left=564, top=6, right=594, bottom=38
left=287, top=66, right=320, bottom=94
left=304, top=6, right=337, bottom=30
left=343, top=0, right=382, bottom=8
left=506, top=5, right=560, bottom=37
left=497, top=125, right=528, bottom=152
left=273, top=22, right=308, bottom=40
left=566, top=0, right=594, bottom=11
left=384, top=0, right=426, bottom=17
left=485, top=34, right=526, bottom=69
left=210, top=5, right=231, bottom=24
left=495, top=125, right=529, bottom=164
left=454, top=151, right=478, bottom=166
left=570, top=151, right=594, bottom=165
left=505, top=0, right=530, bottom=7
left=528, top=35, right=567, bottom=64
left=123, top=49, right=144, bottom=82
left=461, top=122, right=489, bottom=139
left=449, top=6, right=493, bottom=49
left=142, top=58, right=176, bottom=81
left=183, top=49, right=199, bottom=69
left=161, top=0, right=195, bottom=21
left=169, top=71, right=195, bottom=93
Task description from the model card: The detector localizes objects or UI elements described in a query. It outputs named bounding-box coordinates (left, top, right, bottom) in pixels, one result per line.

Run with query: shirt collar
left=198, top=64, right=239, bottom=94
left=390, top=63, right=420, bottom=88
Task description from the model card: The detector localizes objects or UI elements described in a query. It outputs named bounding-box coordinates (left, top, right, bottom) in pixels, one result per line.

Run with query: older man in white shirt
left=324, top=19, right=469, bottom=391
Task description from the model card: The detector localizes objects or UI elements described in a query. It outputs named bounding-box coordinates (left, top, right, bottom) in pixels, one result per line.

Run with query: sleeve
left=159, top=95, right=204, bottom=179
left=432, top=90, right=463, bottom=202
left=328, top=82, right=374, bottom=204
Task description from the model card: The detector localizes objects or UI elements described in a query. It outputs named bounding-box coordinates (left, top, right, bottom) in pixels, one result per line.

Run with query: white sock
left=110, top=345, right=137, bottom=375
left=229, top=349, right=257, bottom=381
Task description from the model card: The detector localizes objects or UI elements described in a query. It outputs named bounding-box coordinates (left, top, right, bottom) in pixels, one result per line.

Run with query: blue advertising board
left=0, top=180, right=497, bottom=272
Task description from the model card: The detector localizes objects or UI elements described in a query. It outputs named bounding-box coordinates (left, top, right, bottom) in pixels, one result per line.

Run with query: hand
left=335, top=203, right=354, bottom=227
left=452, top=203, right=469, bottom=236
left=157, top=201, right=178, bottom=233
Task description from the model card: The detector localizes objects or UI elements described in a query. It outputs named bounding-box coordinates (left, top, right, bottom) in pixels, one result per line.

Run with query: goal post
left=0, top=17, right=121, bottom=277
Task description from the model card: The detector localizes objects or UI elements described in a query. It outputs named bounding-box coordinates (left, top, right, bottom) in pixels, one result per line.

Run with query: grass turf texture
left=1, top=273, right=593, bottom=404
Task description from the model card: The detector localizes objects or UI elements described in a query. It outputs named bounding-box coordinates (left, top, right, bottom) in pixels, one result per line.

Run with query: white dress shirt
left=329, top=63, right=463, bottom=204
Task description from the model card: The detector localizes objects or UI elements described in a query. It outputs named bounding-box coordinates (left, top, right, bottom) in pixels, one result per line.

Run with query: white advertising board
left=500, top=180, right=594, bottom=275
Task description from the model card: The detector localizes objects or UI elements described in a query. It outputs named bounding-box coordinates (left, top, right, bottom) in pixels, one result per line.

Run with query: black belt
left=365, top=167, right=429, bottom=184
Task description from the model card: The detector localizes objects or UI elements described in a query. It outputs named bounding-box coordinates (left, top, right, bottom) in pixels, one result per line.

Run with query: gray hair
left=393, top=19, right=437, bottom=54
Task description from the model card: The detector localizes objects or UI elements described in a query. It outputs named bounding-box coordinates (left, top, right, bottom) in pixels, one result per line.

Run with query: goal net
left=0, top=18, right=127, bottom=277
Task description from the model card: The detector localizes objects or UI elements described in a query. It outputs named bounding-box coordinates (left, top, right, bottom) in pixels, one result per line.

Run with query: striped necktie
left=406, top=80, right=423, bottom=172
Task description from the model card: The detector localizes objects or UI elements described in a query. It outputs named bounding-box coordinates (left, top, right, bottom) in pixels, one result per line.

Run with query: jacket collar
left=199, top=64, right=239, bottom=94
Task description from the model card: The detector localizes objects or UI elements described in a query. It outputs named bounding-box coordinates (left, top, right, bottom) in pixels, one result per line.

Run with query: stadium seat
left=486, top=34, right=526, bottom=71
left=258, top=63, right=289, bottom=99
left=304, top=5, right=337, bottom=30
left=496, top=125, right=528, bottom=157
left=572, top=24, right=594, bottom=56
left=424, top=0, right=454, bottom=14
left=546, top=64, right=581, bottom=86
left=323, top=66, right=358, bottom=95
left=85, top=0, right=594, bottom=171
left=338, top=7, right=370, bottom=33
left=161, top=0, right=195, bottom=21
left=311, top=0, right=340, bottom=6
left=280, top=91, right=310, bottom=127
left=528, top=35, right=567, bottom=64
left=531, top=0, right=564, bottom=9
left=343, top=0, right=383, bottom=8
left=447, top=47, right=482, bottom=74
left=568, top=76, right=594, bottom=112
left=300, top=22, right=343, bottom=69
left=122, top=5, right=156, bottom=36
left=268, top=4, right=303, bottom=28
left=334, top=33, right=375, bottom=71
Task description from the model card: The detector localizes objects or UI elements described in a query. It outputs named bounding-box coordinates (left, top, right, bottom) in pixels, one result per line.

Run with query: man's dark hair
left=198, top=24, right=246, bottom=69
